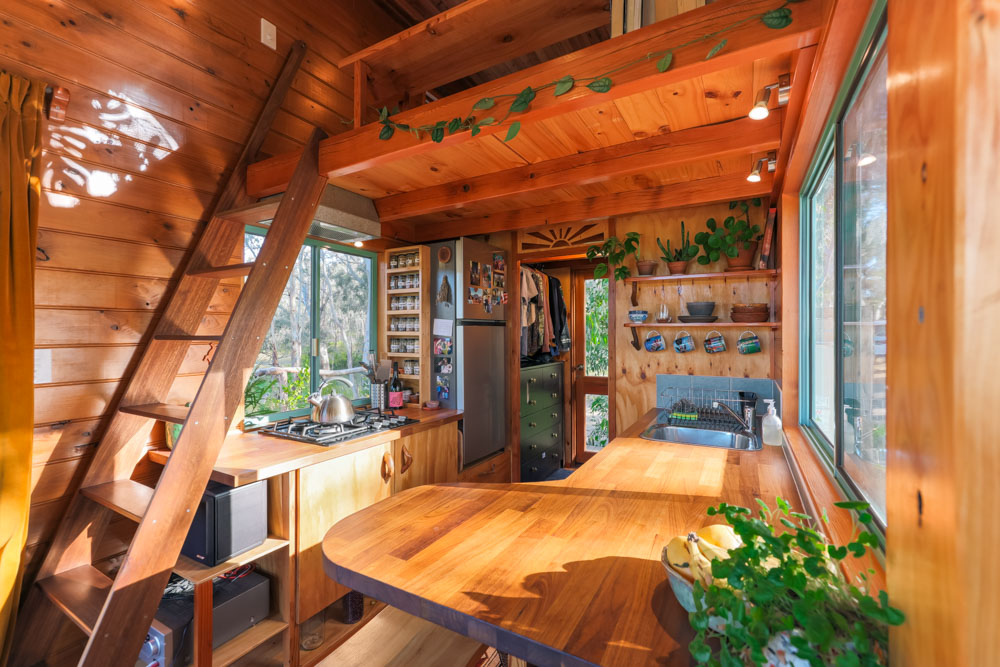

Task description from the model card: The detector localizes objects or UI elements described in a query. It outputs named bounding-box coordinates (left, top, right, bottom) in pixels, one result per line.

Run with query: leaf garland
left=376, top=0, right=803, bottom=144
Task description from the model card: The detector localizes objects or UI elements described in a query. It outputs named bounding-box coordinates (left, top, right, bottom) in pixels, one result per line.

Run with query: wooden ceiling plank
left=409, top=171, right=773, bottom=242
left=338, top=0, right=610, bottom=105
left=247, top=0, right=825, bottom=197
left=376, top=113, right=781, bottom=221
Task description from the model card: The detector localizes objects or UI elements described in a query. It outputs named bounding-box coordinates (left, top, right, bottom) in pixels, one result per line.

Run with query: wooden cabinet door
left=297, top=443, right=394, bottom=622
left=393, top=423, right=459, bottom=493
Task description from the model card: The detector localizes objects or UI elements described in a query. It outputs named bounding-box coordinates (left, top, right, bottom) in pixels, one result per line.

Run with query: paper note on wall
left=433, top=318, right=453, bottom=337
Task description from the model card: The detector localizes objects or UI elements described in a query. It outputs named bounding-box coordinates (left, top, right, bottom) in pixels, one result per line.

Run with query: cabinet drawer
left=521, top=449, right=561, bottom=482
left=520, top=368, right=562, bottom=413
left=520, top=408, right=561, bottom=441
left=521, top=422, right=562, bottom=461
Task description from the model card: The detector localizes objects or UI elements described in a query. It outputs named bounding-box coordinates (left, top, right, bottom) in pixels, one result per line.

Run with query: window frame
left=245, top=226, right=378, bottom=422
left=798, top=5, right=888, bottom=533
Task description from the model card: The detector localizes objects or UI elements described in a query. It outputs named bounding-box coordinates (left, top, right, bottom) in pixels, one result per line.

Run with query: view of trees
left=584, top=277, right=609, bottom=451
left=244, top=233, right=373, bottom=417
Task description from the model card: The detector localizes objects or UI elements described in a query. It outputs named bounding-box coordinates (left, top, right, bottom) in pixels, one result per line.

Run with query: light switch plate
left=260, top=18, right=276, bottom=50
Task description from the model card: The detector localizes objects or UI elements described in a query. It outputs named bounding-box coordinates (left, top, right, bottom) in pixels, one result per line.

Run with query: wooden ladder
left=12, top=42, right=328, bottom=666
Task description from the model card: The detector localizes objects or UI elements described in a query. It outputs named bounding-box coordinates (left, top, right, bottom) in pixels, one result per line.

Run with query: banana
left=686, top=532, right=715, bottom=587
left=695, top=535, right=731, bottom=562
left=696, top=524, right=742, bottom=550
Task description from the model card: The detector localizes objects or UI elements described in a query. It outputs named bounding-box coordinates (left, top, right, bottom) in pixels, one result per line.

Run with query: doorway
left=571, top=269, right=609, bottom=463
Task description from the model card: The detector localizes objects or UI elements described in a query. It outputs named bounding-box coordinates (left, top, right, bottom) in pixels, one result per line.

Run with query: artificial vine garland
left=376, top=0, right=803, bottom=144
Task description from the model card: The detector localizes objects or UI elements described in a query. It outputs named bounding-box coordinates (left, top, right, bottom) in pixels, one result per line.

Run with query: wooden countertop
left=321, top=409, right=801, bottom=667
left=148, top=408, right=462, bottom=486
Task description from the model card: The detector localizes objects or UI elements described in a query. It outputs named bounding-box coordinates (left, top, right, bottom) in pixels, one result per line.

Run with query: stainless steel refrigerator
left=427, top=238, right=508, bottom=468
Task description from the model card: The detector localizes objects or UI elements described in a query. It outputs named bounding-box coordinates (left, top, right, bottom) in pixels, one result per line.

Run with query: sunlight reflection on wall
left=41, top=90, right=178, bottom=209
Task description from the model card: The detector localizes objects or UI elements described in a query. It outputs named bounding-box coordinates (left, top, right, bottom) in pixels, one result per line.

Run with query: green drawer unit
left=520, top=363, right=563, bottom=414
left=521, top=423, right=562, bottom=462
left=519, top=407, right=561, bottom=442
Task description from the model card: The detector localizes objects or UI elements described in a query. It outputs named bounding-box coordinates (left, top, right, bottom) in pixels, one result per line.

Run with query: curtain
left=0, top=71, right=45, bottom=662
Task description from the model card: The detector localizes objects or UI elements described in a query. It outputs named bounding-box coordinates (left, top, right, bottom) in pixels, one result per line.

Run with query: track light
left=748, top=74, right=791, bottom=120
left=746, top=152, right=777, bottom=182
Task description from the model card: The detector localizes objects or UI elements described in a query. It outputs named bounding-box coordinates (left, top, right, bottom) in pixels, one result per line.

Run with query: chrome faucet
left=713, top=401, right=752, bottom=433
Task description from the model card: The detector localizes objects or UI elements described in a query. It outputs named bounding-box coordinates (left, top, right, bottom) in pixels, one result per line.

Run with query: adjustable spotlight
left=747, top=158, right=765, bottom=182
left=748, top=74, right=792, bottom=120
left=746, top=152, right=777, bottom=182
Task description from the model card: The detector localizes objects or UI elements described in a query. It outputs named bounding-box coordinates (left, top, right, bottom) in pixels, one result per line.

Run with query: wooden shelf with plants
left=624, top=269, right=779, bottom=306
left=380, top=245, right=431, bottom=407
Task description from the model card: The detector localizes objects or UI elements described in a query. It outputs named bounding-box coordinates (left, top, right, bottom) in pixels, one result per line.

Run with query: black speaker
left=181, top=480, right=267, bottom=566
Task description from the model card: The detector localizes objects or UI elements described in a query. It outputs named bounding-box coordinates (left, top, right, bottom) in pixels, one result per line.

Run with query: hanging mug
left=674, top=330, right=695, bottom=353
left=737, top=330, right=762, bottom=355
left=704, top=330, right=727, bottom=354
left=644, top=330, right=666, bottom=352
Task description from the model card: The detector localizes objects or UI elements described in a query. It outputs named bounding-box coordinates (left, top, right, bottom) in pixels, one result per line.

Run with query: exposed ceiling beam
left=247, top=0, right=824, bottom=197
left=338, top=0, right=610, bottom=107
left=376, top=113, right=782, bottom=221
left=401, top=171, right=773, bottom=242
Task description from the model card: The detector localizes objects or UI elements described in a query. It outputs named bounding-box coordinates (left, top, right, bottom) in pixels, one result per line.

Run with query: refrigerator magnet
left=469, top=261, right=480, bottom=286
left=494, top=272, right=505, bottom=289
left=482, top=265, right=492, bottom=290
left=493, top=253, right=506, bottom=273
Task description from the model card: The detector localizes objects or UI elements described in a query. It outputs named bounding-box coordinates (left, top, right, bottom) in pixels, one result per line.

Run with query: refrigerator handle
left=457, top=422, right=464, bottom=473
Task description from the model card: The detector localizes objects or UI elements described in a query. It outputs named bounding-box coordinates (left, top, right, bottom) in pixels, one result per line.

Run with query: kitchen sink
left=639, top=424, right=761, bottom=451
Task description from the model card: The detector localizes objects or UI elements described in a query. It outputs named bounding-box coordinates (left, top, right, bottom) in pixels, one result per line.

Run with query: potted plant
left=694, top=199, right=764, bottom=271
left=665, top=498, right=903, bottom=666
left=657, top=221, right=699, bottom=275
left=586, top=232, right=641, bottom=281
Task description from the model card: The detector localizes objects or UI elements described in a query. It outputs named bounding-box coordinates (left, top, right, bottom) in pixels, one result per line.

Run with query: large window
left=801, top=25, right=887, bottom=523
left=243, top=229, right=376, bottom=420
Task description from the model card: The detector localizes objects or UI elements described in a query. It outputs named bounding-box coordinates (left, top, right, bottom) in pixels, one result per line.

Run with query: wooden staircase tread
left=188, top=262, right=255, bottom=278
left=119, top=402, right=189, bottom=424
left=153, top=334, right=223, bottom=342
left=37, top=565, right=111, bottom=636
left=81, top=480, right=153, bottom=522
left=215, top=199, right=280, bottom=225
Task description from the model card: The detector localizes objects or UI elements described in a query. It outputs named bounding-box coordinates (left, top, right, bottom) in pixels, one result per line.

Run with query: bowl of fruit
left=661, top=524, right=741, bottom=613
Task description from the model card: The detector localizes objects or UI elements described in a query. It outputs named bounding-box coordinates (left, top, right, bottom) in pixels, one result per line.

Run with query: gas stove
left=260, top=409, right=420, bottom=446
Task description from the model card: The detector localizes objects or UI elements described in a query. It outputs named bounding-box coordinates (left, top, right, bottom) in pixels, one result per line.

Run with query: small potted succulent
left=695, top=199, right=764, bottom=271
left=587, top=232, right=641, bottom=281
left=657, top=221, right=699, bottom=275
left=662, top=497, right=903, bottom=666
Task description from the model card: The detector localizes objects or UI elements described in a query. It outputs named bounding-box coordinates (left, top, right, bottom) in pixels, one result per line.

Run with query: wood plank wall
left=611, top=202, right=775, bottom=432
left=0, top=0, right=402, bottom=590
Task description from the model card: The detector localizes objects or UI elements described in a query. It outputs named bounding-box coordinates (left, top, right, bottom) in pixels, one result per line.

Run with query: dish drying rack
left=659, top=391, right=755, bottom=433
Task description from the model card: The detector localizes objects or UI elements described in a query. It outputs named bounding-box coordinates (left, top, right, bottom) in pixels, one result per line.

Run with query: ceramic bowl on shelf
left=628, top=310, right=649, bottom=323
left=730, top=312, right=770, bottom=323
left=685, top=301, right=716, bottom=317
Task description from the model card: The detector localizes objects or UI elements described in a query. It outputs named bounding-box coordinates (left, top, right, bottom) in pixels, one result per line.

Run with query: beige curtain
left=0, top=71, right=44, bottom=662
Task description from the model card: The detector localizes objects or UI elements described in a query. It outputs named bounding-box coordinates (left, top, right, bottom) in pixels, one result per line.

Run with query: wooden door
left=394, top=422, right=459, bottom=493
left=296, top=442, right=394, bottom=622
left=571, top=270, right=609, bottom=463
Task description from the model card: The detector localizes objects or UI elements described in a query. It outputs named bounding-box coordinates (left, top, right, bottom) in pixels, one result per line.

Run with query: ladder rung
left=214, top=199, right=279, bottom=225
left=153, top=334, right=222, bottom=342
left=187, top=262, right=255, bottom=278
left=119, top=403, right=189, bottom=424
left=37, top=565, right=111, bottom=635
left=81, top=480, right=153, bottom=522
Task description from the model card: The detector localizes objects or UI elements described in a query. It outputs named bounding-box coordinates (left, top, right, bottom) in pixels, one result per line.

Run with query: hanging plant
left=375, top=1, right=804, bottom=144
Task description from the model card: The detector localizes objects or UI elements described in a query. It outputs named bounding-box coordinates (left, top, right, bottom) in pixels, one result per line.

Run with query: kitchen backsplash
left=656, top=374, right=781, bottom=417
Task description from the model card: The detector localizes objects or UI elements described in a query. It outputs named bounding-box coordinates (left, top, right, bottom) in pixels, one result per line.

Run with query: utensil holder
left=370, top=381, right=388, bottom=412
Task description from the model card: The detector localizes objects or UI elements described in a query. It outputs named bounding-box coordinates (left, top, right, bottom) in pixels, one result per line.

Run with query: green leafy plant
left=657, top=221, right=699, bottom=262
left=244, top=373, right=277, bottom=417
left=688, top=498, right=903, bottom=666
left=586, top=232, right=640, bottom=281
left=694, top=199, right=764, bottom=265
left=374, top=3, right=802, bottom=144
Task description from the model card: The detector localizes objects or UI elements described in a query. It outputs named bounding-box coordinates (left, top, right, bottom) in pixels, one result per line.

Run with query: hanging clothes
left=548, top=275, right=571, bottom=354
left=520, top=266, right=571, bottom=359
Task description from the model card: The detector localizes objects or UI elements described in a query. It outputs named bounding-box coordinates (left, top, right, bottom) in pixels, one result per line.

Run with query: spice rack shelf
left=380, top=245, right=430, bottom=405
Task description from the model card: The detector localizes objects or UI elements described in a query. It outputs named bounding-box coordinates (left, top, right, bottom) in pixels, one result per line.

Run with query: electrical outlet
left=260, top=18, right=276, bottom=50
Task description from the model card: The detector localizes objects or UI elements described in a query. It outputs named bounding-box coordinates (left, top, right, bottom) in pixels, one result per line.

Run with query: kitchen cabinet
left=297, top=442, right=393, bottom=622
left=393, top=421, right=459, bottom=493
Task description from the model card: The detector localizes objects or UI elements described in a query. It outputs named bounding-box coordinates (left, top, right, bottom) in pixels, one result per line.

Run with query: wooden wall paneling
left=33, top=344, right=213, bottom=386
left=35, top=230, right=188, bottom=278
left=36, top=270, right=239, bottom=312
left=886, top=0, right=1000, bottom=663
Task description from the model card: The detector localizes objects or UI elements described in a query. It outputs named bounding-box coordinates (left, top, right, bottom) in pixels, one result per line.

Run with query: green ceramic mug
left=737, top=330, right=762, bottom=354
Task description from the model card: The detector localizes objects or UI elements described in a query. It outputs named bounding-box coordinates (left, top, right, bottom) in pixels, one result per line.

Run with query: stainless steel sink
left=639, top=424, right=761, bottom=451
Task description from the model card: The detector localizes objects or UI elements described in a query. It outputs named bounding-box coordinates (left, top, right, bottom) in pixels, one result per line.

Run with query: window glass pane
left=809, top=160, right=837, bottom=442
left=840, top=42, right=888, bottom=520
left=244, top=234, right=313, bottom=415
left=318, top=247, right=373, bottom=402
left=583, top=278, right=608, bottom=377
left=584, top=394, right=609, bottom=452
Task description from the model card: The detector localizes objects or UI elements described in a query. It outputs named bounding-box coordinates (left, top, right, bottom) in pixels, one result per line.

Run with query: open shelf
left=174, top=537, right=289, bottom=585
left=386, top=288, right=420, bottom=294
left=624, top=269, right=778, bottom=283
left=389, top=309, right=420, bottom=315
left=213, top=616, right=287, bottom=667
left=624, top=321, right=779, bottom=328
left=386, top=331, right=422, bottom=336
left=398, top=374, right=420, bottom=380
left=386, top=266, right=421, bottom=274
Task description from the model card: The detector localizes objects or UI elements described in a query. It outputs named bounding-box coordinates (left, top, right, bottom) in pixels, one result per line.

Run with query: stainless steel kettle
left=307, top=380, right=355, bottom=424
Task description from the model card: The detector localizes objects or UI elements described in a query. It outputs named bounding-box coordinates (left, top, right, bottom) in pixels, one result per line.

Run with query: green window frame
left=799, top=3, right=888, bottom=528
left=243, top=226, right=378, bottom=422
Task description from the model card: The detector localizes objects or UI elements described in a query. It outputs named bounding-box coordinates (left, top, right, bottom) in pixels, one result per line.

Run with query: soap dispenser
left=761, top=399, right=783, bottom=446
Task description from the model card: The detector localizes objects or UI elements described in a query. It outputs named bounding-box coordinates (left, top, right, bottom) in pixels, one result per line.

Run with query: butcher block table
left=321, top=409, right=801, bottom=666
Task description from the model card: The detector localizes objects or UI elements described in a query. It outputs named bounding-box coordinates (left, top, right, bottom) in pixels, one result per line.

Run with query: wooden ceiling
left=247, top=0, right=828, bottom=243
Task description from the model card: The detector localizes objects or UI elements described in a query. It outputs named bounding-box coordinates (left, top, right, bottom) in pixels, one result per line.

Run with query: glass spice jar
left=389, top=254, right=398, bottom=269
